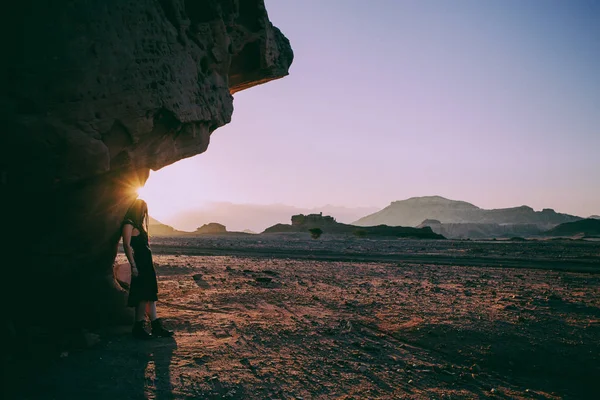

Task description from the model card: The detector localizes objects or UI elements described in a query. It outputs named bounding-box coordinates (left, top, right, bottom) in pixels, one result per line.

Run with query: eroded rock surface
left=0, top=0, right=292, bottom=347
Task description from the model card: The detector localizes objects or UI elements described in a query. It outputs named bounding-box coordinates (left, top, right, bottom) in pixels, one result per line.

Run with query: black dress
left=123, top=219, right=158, bottom=307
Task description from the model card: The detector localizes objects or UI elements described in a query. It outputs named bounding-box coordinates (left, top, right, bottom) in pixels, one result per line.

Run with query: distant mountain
left=149, top=217, right=254, bottom=236
left=166, top=202, right=379, bottom=232
left=148, top=216, right=184, bottom=236
left=263, top=213, right=445, bottom=239
left=590, top=215, right=600, bottom=220
left=543, top=219, right=600, bottom=237
left=354, top=196, right=581, bottom=229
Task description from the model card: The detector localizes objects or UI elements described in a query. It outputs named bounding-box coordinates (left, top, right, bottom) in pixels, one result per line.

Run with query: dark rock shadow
left=192, top=274, right=210, bottom=288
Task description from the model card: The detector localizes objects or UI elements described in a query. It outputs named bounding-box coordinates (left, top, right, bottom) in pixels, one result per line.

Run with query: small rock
left=359, top=365, right=367, bottom=373
left=83, top=331, right=101, bottom=347
left=470, top=364, right=481, bottom=373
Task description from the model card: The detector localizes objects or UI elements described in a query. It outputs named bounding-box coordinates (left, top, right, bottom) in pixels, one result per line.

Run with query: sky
left=141, top=0, right=600, bottom=228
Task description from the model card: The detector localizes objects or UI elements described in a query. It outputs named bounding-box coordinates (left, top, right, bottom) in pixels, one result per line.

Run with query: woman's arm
left=122, top=224, right=139, bottom=277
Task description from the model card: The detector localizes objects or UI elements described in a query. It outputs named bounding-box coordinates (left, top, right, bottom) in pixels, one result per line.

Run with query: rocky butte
left=195, top=222, right=228, bottom=234
left=0, top=0, right=293, bottom=354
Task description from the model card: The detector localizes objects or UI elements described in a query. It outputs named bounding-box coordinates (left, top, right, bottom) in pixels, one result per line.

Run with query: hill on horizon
left=162, top=202, right=379, bottom=233
left=354, top=196, right=581, bottom=229
left=148, top=216, right=185, bottom=235
left=543, top=219, right=600, bottom=237
left=149, top=217, right=254, bottom=236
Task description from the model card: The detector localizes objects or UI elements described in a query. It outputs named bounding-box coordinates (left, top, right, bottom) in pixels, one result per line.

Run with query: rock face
left=354, top=196, right=581, bottom=229
left=0, top=0, right=292, bottom=343
left=2, top=0, right=292, bottom=188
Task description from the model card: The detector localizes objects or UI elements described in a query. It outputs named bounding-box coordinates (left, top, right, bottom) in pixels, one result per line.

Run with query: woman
left=122, top=199, right=173, bottom=339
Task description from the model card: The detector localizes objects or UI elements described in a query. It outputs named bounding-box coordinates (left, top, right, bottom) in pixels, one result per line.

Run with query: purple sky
left=142, top=0, right=600, bottom=225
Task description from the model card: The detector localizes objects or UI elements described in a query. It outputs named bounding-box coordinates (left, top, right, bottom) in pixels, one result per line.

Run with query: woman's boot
left=151, top=318, right=173, bottom=337
left=132, top=320, right=152, bottom=340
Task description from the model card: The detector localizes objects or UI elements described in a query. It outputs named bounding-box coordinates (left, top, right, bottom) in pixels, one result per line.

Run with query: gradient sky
left=142, top=0, right=600, bottom=225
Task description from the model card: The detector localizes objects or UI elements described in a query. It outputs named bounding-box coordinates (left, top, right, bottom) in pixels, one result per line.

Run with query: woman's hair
left=124, top=198, right=149, bottom=236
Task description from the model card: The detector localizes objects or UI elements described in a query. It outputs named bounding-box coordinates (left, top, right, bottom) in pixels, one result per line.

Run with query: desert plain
left=11, top=234, right=600, bottom=399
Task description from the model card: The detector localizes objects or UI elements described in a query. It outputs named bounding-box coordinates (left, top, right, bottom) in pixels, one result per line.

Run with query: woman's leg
left=132, top=301, right=152, bottom=339
left=146, top=301, right=158, bottom=321
left=149, top=301, right=173, bottom=337
left=136, top=301, right=147, bottom=321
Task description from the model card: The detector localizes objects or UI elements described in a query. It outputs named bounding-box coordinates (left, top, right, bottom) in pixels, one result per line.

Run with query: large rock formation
left=195, top=222, right=227, bottom=234
left=264, top=214, right=445, bottom=239
left=0, top=0, right=292, bottom=350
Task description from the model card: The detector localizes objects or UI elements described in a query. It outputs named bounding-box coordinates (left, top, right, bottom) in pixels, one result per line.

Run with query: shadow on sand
left=7, top=329, right=178, bottom=400
left=131, top=336, right=178, bottom=400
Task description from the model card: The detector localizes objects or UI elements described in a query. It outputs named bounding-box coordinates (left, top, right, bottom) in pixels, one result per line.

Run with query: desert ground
left=11, top=235, right=600, bottom=399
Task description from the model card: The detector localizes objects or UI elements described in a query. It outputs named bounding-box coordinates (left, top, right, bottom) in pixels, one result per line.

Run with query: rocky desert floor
left=12, top=235, right=600, bottom=399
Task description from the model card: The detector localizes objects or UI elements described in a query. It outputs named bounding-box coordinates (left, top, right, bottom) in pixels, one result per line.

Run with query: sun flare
left=136, top=185, right=150, bottom=200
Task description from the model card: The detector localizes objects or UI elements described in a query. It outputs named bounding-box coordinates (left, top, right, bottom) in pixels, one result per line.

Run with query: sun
left=136, top=185, right=150, bottom=200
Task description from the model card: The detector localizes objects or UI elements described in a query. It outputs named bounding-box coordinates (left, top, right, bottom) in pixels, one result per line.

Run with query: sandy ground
left=13, top=237, right=600, bottom=399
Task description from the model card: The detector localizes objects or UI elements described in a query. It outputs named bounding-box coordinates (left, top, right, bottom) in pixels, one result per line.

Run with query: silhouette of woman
left=122, top=199, right=173, bottom=339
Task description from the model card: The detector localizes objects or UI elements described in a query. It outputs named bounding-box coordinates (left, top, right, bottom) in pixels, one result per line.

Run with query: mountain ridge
left=354, top=196, right=581, bottom=229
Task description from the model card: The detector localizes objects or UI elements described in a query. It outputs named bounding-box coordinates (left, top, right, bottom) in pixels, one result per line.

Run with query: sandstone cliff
left=1, top=0, right=292, bottom=347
